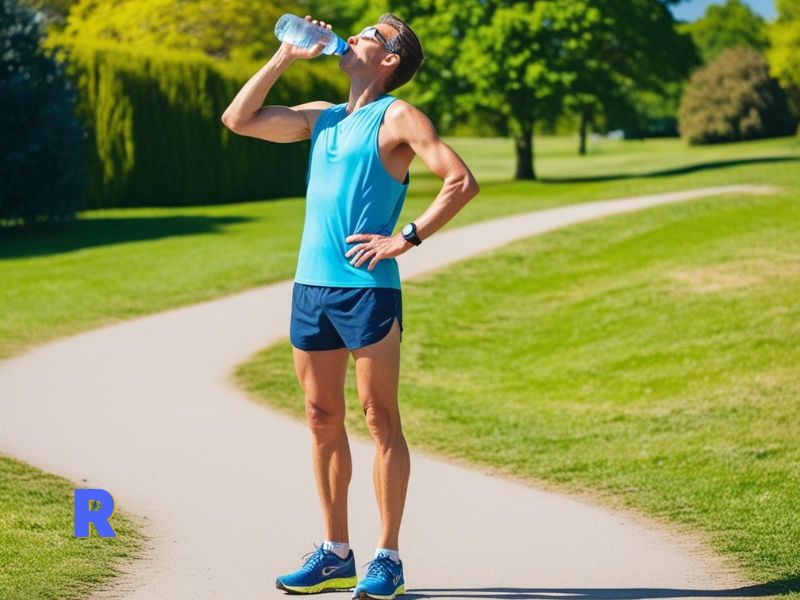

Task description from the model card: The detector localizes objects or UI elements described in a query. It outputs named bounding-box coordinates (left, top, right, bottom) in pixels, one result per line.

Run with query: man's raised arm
left=221, top=16, right=334, bottom=143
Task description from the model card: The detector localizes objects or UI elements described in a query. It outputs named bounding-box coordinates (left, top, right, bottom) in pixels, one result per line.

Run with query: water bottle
left=274, top=14, right=350, bottom=56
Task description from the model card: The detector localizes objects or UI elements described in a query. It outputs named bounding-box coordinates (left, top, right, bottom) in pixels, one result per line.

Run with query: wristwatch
left=401, top=222, right=422, bottom=246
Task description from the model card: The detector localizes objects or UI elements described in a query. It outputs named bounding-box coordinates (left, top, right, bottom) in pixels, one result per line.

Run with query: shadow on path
left=538, top=156, right=800, bottom=184
left=400, top=577, right=800, bottom=598
left=0, top=215, right=252, bottom=260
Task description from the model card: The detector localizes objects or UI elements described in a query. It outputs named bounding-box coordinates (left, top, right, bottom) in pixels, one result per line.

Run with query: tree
left=557, top=0, right=696, bottom=155
left=767, top=0, right=800, bottom=117
left=678, top=46, right=796, bottom=144
left=400, top=0, right=696, bottom=177
left=684, top=0, right=769, bottom=64
left=49, top=0, right=299, bottom=62
left=0, top=0, right=85, bottom=226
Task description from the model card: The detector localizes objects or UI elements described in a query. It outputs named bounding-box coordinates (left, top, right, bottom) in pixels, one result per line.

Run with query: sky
left=669, top=0, right=777, bottom=22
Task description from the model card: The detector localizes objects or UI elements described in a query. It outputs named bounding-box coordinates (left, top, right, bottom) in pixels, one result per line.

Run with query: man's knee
left=362, top=397, right=401, bottom=442
left=305, top=395, right=346, bottom=439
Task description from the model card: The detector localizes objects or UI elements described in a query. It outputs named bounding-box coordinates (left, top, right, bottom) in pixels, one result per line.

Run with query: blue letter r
left=74, top=488, right=116, bottom=538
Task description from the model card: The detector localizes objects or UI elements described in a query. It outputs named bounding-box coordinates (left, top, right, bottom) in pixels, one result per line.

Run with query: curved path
left=0, top=185, right=774, bottom=599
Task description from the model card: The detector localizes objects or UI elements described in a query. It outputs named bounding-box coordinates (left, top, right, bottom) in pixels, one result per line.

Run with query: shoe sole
left=276, top=576, right=358, bottom=594
left=352, top=584, right=405, bottom=599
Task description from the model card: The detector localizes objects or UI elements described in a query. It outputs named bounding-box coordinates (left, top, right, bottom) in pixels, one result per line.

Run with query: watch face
left=402, top=223, right=413, bottom=236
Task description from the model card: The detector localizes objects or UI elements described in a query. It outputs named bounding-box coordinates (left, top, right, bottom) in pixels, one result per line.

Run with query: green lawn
left=2, top=135, right=797, bottom=360
left=2, top=134, right=799, bottom=599
left=0, top=456, right=144, bottom=600
left=236, top=142, right=800, bottom=597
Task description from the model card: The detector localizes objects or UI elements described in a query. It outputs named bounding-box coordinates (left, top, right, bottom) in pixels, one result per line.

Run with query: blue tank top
left=294, top=93, right=410, bottom=289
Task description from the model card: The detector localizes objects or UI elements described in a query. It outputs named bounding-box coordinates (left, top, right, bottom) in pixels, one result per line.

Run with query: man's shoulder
left=384, top=98, right=431, bottom=130
left=385, top=97, right=416, bottom=119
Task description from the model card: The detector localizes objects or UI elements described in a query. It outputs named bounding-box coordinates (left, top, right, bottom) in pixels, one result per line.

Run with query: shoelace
left=361, top=554, right=396, bottom=580
left=299, top=543, right=327, bottom=571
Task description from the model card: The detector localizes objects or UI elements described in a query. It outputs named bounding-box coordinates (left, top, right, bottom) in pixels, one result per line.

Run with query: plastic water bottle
left=274, top=14, right=350, bottom=56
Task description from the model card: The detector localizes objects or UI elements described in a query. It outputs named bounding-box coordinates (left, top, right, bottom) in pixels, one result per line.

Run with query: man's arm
left=344, top=100, right=480, bottom=271
left=392, top=100, right=480, bottom=243
left=221, top=18, right=334, bottom=142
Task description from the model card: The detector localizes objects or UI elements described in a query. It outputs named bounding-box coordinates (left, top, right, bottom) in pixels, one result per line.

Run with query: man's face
left=339, top=23, right=398, bottom=76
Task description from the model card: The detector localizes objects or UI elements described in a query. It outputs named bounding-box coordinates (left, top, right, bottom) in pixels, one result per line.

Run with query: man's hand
left=345, top=233, right=413, bottom=271
left=279, top=16, right=332, bottom=61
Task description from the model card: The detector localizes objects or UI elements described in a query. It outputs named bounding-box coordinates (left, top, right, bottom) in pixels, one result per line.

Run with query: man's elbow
left=462, top=175, right=480, bottom=199
left=221, top=108, right=249, bottom=132
left=221, top=112, right=239, bottom=132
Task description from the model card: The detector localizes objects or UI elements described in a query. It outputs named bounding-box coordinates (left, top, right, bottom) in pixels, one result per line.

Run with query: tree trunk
left=514, top=127, right=535, bottom=180
left=579, top=109, right=589, bottom=156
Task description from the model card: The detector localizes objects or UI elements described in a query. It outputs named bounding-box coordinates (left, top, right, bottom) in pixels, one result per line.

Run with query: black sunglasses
left=355, top=26, right=396, bottom=53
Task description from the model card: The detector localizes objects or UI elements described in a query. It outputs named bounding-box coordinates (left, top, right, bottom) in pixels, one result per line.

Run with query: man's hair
left=378, top=13, right=424, bottom=92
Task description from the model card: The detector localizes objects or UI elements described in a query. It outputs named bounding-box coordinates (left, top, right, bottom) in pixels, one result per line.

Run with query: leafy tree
left=678, top=46, right=796, bottom=144
left=399, top=1, right=585, bottom=179
left=767, top=0, right=800, bottom=117
left=50, top=0, right=300, bottom=62
left=1, top=0, right=85, bottom=226
left=684, top=0, right=769, bottom=64
left=557, top=0, right=696, bottom=154
left=400, top=0, right=695, bottom=177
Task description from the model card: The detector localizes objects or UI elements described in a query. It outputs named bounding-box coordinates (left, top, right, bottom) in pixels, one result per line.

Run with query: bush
left=678, top=46, right=797, bottom=144
left=39, top=37, right=348, bottom=208
left=0, top=0, right=86, bottom=227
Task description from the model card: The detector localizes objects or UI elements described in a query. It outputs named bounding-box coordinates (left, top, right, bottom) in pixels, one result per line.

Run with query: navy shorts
left=290, top=282, right=403, bottom=351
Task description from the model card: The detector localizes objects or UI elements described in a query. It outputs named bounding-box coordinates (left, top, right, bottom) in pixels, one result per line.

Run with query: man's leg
left=292, top=345, right=352, bottom=542
left=351, top=317, right=410, bottom=550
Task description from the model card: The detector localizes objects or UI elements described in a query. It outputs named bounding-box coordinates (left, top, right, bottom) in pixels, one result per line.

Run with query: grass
left=0, top=456, right=144, bottom=600
left=2, top=133, right=799, bottom=598
left=235, top=145, right=800, bottom=596
left=2, top=135, right=798, bottom=360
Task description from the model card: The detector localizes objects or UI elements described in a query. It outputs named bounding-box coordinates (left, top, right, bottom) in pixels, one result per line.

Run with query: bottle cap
left=335, top=37, right=350, bottom=55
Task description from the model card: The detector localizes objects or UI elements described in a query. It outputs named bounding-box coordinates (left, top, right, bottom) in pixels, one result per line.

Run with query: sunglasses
left=355, top=26, right=396, bottom=53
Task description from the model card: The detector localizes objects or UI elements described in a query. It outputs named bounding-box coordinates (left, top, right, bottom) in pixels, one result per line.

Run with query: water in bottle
left=274, top=14, right=350, bottom=56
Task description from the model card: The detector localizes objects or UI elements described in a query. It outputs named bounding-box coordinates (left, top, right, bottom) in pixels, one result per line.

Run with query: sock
left=374, top=547, right=400, bottom=564
left=321, top=540, right=350, bottom=560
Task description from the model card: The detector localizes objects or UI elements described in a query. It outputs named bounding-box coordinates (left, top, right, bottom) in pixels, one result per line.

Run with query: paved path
left=0, top=185, right=775, bottom=599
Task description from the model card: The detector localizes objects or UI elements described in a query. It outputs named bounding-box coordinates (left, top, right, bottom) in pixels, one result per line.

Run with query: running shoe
left=275, top=542, right=358, bottom=594
left=352, top=551, right=405, bottom=599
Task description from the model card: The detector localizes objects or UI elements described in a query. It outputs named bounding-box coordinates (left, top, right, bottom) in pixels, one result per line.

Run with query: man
left=221, top=13, right=478, bottom=600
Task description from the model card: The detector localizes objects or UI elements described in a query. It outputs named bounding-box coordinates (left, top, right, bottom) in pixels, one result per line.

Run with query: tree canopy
left=683, top=0, right=769, bottom=64
left=1, top=0, right=85, bottom=225
left=767, top=0, right=800, bottom=115
left=50, top=0, right=295, bottom=62
left=401, top=0, right=694, bottom=177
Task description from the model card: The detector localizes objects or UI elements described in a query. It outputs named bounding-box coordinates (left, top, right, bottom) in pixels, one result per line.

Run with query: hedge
left=43, top=39, right=348, bottom=208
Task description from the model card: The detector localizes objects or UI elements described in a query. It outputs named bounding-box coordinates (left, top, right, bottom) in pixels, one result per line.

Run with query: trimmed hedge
left=43, top=39, right=348, bottom=208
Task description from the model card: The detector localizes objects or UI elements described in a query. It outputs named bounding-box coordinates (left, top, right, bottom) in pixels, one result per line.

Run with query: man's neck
left=345, top=82, right=388, bottom=115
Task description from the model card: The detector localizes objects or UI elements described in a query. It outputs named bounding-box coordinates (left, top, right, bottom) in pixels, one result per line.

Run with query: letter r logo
left=74, top=488, right=116, bottom=538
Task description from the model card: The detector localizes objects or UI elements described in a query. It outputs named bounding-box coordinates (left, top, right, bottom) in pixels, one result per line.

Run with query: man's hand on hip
left=345, top=233, right=414, bottom=271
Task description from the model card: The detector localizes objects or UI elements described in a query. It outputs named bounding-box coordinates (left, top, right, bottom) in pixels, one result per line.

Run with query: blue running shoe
left=352, top=551, right=405, bottom=599
left=276, top=543, right=358, bottom=594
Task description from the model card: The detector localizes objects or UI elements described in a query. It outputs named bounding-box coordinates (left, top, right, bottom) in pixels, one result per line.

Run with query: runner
left=222, top=13, right=479, bottom=599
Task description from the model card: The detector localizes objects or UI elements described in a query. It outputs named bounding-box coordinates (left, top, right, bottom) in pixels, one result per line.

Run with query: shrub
left=678, top=46, right=797, bottom=144
left=0, top=0, right=86, bottom=227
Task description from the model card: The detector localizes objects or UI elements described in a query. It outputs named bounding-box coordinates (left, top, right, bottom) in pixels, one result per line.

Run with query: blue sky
left=669, top=0, right=777, bottom=22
